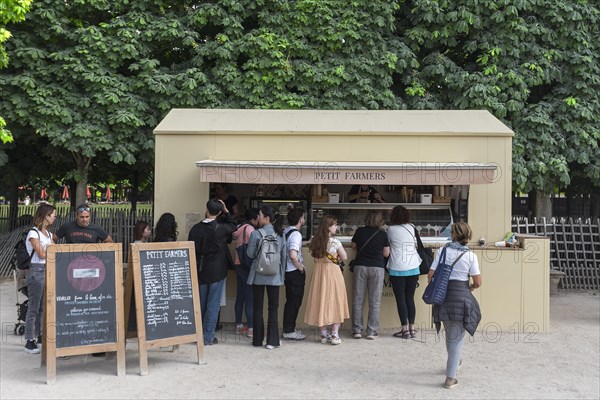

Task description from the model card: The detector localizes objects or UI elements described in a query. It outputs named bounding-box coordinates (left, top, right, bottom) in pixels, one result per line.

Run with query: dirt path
left=1, top=278, right=598, bottom=399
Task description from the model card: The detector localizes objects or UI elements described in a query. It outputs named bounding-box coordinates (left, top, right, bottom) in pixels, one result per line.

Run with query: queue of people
left=21, top=198, right=481, bottom=389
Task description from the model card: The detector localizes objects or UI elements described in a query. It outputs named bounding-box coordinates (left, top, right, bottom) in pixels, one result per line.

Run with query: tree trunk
left=130, top=169, right=139, bottom=214
left=8, top=184, right=19, bottom=230
left=534, top=190, right=553, bottom=219
left=591, top=191, right=600, bottom=219
left=73, top=153, right=91, bottom=208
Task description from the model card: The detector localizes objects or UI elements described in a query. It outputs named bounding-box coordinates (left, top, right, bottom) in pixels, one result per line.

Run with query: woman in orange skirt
left=304, top=215, right=349, bottom=345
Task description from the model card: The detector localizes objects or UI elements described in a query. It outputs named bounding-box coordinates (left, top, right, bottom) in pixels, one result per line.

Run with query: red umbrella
left=86, top=186, right=91, bottom=199
left=105, top=187, right=112, bottom=201
left=40, top=188, right=48, bottom=199
left=61, top=186, right=69, bottom=200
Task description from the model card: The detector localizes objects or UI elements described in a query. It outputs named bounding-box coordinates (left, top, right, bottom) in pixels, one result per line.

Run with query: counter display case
left=311, top=203, right=453, bottom=244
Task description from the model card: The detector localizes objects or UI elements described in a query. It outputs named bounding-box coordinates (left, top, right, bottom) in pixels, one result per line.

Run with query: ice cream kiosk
left=153, top=109, right=550, bottom=333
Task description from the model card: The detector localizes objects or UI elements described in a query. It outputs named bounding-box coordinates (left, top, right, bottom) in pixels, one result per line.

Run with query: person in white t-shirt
left=282, top=207, right=307, bottom=340
left=428, top=222, right=482, bottom=389
left=23, top=203, right=57, bottom=354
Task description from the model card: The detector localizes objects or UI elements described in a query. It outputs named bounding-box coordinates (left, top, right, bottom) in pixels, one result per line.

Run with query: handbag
left=402, top=225, right=433, bottom=275
left=422, top=247, right=467, bottom=305
left=349, top=230, right=380, bottom=272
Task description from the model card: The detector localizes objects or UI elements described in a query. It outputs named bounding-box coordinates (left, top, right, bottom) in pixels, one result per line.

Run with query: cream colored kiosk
left=154, top=109, right=550, bottom=333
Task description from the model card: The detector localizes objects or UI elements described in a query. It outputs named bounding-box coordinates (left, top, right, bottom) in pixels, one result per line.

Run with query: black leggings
left=390, top=275, right=419, bottom=326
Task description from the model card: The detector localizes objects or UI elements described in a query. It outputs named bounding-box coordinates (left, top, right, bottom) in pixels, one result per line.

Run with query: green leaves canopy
left=1, top=0, right=598, bottom=205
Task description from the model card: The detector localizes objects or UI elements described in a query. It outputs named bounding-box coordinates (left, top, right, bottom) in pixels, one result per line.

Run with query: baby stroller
left=12, top=266, right=28, bottom=336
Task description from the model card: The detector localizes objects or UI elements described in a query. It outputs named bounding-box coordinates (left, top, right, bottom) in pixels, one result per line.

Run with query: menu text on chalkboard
left=54, top=251, right=117, bottom=348
left=139, top=249, right=196, bottom=341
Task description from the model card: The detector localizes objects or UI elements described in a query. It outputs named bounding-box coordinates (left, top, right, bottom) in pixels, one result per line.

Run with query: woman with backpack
left=24, top=203, right=57, bottom=354
left=304, top=215, right=349, bottom=345
left=232, top=208, right=259, bottom=338
left=246, top=206, right=286, bottom=349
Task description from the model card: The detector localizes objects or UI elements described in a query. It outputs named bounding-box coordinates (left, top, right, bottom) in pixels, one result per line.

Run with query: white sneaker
left=265, top=341, right=282, bottom=350
left=283, top=330, right=306, bottom=340
left=353, top=333, right=362, bottom=339
left=320, top=334, right=331, bottom=344
left=330, top=336, right=341, bottom=345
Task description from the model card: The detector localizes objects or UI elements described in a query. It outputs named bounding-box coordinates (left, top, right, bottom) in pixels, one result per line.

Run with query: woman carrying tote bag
left=428, top=222, right=482, bottom=389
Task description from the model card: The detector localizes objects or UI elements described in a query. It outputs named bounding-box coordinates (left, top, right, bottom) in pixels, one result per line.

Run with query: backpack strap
left=254, top=228, right=265, bottom=258
left=285, top=228, right=298, bottom=240
left=26, top=228, right=40, bottom=260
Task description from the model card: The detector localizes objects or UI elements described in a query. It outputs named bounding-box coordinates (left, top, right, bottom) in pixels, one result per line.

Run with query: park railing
left=512, top=217, right=600, bottom=290
left=0, top=206, right=153, bottom=277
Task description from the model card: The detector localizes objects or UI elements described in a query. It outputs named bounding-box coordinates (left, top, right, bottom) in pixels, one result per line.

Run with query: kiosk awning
left=196, top=160, right=498, bottom=185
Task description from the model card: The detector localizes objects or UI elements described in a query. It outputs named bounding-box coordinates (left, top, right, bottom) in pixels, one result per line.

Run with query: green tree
left=0, top=0, right=31, bottom=147
left=0, top=0, right=175, bottom=205
left=399, top=0, right=600, bottom=218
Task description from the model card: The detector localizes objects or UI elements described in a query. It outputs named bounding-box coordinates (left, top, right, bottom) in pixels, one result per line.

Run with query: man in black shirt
left=56, top=204, right=114, bottom=244
left=347, top=185, right=385, bottom=203
left=188, top=199, right=236, bottom=345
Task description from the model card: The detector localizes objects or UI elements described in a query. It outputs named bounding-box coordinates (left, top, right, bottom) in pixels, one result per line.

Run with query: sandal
left=409, top=330, right=417, bottom=338
left=393, top=330, right=410, bottom=339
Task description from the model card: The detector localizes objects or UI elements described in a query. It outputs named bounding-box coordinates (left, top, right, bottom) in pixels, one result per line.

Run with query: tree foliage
left=0, top=0, right=598, bottom=218
left=0, top=0, right=31, bottom=145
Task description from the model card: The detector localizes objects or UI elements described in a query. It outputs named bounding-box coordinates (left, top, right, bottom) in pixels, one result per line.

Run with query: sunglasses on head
left=77, top=206, right=91, bottom=213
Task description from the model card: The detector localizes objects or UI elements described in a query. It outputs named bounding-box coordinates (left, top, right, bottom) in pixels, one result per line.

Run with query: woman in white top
left=387, top=205, right=422, bottom=339
left=428, top=222, right=482, bottom=389
left=24, top=203, right=57, bottom=354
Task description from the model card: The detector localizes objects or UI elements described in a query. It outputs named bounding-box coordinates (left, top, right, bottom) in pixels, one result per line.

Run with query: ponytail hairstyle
left=451, top=222, right=472, bottom=245
left=309, top=215, right=337, bottom=258
left=259, top=206, right=284, bottom=235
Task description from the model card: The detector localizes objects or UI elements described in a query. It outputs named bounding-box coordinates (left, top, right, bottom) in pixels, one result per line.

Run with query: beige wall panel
left=477, top=249, right=523, bottom=331
left=521, top=237, right=550, bottom=332
left=155, top=134, right=213, bottom=238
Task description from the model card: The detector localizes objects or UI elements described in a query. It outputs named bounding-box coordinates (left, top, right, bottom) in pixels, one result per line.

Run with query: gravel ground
left=0, top=277, right=598, bottom=400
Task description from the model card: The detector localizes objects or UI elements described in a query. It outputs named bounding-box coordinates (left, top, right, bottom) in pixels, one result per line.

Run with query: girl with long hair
left=24, top=203, right=57, bottom=354
left=153, top=213, right=178, bottom=242
left=304, top=215, right=349, bottom=345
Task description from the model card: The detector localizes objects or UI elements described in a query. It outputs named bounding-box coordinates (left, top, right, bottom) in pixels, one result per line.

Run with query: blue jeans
left=235, top=266, right=253, bottom=328
left=199, top=279, right=226, bottom=344
left=25, top=264, right=45, bottom=341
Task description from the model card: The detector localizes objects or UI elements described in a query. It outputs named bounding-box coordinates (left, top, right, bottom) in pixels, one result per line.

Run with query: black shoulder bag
left=401, top=225, right=434, bottom=275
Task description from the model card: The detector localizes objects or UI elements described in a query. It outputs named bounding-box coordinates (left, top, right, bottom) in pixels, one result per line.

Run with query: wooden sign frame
left=43, top=243, right=125, bottom=384
left=124, top=241, right=204, bottom=375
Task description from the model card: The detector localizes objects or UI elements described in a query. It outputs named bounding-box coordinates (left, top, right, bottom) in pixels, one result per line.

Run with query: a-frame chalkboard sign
left=124, top=241, right=204, bottom=375
left=44, top=243, right=125, bottom=384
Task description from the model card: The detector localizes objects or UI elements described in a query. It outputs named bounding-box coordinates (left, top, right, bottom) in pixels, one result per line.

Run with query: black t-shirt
left=188, top=214, right=236, bottom=284
left=351, top=227, right=390, bottom=268
left=56, top=221, right=109, bottom=243
left=348, top=185, right=380, bottom=203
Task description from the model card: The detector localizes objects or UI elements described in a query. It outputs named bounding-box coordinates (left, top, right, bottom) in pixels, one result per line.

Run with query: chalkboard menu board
left=139, top=248, right=196, bottom=341
left=125, top=241, right=204, bottom=375
left=54, top=250, right=117, bottom=348
left=44, top=243, right=125, bottom=384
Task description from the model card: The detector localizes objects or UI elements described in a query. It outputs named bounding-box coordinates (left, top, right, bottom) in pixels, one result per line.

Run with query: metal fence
left=512, top=217, right=600, bottom=290
left=0, top=208, right=153, bottom=277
